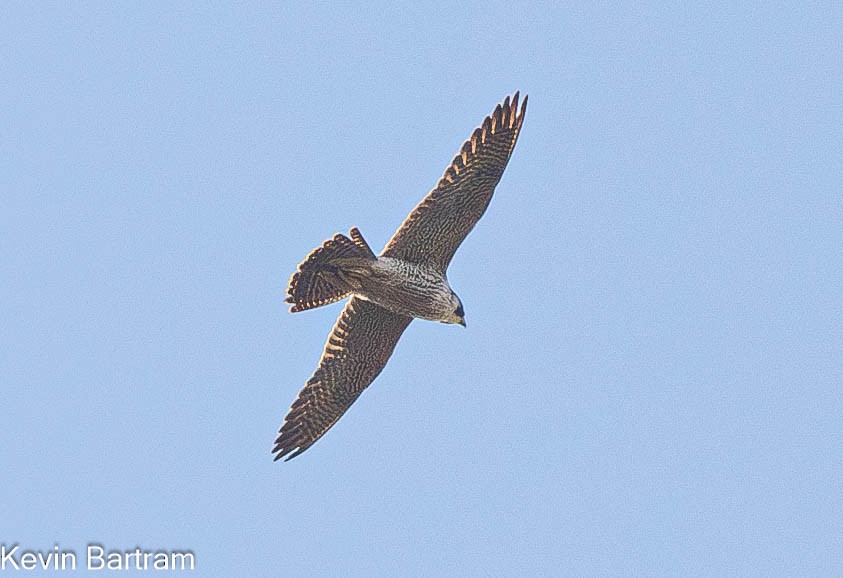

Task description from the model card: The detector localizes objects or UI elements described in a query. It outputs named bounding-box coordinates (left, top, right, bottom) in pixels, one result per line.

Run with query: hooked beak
left=457, top=317, right=466, bottom=328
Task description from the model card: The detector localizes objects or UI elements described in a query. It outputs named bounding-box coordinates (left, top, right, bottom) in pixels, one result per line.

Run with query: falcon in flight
left=274, top=93, right=527, bottom=461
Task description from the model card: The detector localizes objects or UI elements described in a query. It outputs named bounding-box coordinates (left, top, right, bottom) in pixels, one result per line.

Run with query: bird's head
left=441, top=292, right=466, bottom=327
left=454, top=300, right=466, bottom=327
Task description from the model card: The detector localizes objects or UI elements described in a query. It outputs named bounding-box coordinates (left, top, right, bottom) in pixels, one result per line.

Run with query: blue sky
left=2, top=2, right=841, bottom=576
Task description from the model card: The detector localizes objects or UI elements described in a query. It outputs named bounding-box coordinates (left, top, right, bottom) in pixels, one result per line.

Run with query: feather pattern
left=383, top=92, right=527, bottom=271
left=273, top=298, right=412, bottom=461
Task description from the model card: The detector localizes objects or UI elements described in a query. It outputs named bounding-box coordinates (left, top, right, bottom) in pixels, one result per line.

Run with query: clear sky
left=2, top=2, right=841, bottom=576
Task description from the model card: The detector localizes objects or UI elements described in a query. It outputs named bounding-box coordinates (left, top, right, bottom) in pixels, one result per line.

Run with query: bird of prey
left=273, top=93, right=527, bottom=461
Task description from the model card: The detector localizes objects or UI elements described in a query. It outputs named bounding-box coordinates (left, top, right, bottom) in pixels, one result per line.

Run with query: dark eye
left=454, top=302, right=464, bottom=318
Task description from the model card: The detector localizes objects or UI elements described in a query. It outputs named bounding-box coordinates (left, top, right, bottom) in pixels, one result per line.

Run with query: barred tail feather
left=286, top=228, right=376, bottom=312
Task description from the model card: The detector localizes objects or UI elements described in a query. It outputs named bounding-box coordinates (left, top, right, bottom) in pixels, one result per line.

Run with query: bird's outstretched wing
left=273, top=298, right=412, bottom=461
left=382, top=92, right=527, bottom=271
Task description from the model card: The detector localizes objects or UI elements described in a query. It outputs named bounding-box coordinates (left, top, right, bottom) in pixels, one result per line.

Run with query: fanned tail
left=286, top=228, right=376, bottom=312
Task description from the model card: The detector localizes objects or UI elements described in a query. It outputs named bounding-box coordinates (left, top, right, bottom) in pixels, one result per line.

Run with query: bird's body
left=357, top=257, right=462, bottom=324
left=274, top=93, right=527, bottom=461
